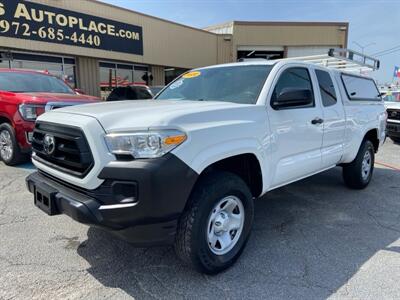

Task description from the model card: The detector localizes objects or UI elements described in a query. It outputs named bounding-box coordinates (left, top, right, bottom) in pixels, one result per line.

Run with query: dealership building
left=0, top=0, right=348, bottom=98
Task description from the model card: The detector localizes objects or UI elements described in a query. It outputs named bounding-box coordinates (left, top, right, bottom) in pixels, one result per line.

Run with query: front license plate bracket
left=34, top=183, right=60, bottom=216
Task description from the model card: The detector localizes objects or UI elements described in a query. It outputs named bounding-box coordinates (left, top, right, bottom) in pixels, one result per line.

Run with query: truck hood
left=385, top=101, right=400, bottom=110
left=48, top=100, right=257, bottom=132
left=18, top=92, right=99, bottom=103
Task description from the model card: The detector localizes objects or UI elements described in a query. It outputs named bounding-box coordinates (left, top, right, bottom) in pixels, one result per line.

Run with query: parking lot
left=0, top=140, right=399, bottom=299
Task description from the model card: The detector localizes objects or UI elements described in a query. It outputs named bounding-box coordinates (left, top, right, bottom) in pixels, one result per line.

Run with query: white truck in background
left=383, top=91, right=400, bottom=143
left=26, top=49, right=386, bottom=274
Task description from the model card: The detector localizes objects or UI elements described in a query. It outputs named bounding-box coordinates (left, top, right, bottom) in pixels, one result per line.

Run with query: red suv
left=0, top=69, right=98, bottom=165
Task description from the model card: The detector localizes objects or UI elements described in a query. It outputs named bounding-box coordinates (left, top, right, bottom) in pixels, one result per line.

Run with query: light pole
left=353, top=41, right=376, bottom=54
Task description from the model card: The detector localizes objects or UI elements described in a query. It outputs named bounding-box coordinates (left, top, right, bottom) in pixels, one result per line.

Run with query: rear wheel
left=342, top=140, right=375, bottom=189
left=0, top=123, right=28, bottom=166
left=175, top=171, right=254, bottom=274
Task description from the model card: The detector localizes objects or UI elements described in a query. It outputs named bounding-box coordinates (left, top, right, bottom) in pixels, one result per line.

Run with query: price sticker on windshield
left=182, top=71, right=201, bottom=79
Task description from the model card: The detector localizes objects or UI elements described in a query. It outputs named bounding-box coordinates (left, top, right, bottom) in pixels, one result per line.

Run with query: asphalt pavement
left=0, top=140, right=399, bottom=300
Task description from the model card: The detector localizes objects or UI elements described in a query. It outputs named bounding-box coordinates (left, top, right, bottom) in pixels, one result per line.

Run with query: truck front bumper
left=387, top=121, right=400, bottom=138
left=26, top=154, right=198, bottom=246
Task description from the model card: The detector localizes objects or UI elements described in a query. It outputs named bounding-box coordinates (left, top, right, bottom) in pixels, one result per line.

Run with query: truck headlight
left=104, top=130, right=187, bottom=159
left=18, top=104, right=45, bottom=121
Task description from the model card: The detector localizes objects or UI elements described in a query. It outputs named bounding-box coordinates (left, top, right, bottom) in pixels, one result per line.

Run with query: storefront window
left=1, top=52, right=77, bottom=89
left=100, top=61, right=149, bottom=100
left=12, top=60, right=63, bottom=77
left=134, top=66, right=149, bottom=85
left=0, top=60, right=10, bottom=68
left=63, top=63, right=76, bottom=89
left=100, top=62, right=116, bottom=100
left=165, top=67, right=187, bottom=85
left=117, top=64, right=134, bottom=87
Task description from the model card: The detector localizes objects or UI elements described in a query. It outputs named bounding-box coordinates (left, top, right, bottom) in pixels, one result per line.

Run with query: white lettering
left=14, top=3, right=31, bottom=21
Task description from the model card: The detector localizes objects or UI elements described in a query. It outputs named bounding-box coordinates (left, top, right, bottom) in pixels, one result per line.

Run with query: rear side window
left=315, top=69, right=337, bottom=107
left=341, top=74, right=381, bottom=101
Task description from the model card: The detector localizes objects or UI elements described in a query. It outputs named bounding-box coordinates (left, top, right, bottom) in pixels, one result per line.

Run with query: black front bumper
left=387, top=122, right=400, bottom=138
left=26, top=154, right=198, bottom=246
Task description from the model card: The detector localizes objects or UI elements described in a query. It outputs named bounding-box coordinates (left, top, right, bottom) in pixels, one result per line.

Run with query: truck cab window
left=315, top=69, right=337, bottom=107
left=271, top=67, right=314, bottom=109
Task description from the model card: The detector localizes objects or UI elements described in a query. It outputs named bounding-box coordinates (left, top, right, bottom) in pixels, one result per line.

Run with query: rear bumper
left=26, top=154, right=198, bottom=246
left=387, top=121, right=400, bottom=138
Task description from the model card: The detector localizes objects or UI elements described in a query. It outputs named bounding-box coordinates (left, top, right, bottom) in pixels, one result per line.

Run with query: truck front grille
left=387, top=109, right=400, bottom=121
left=32, top=122, right=94, bottom=178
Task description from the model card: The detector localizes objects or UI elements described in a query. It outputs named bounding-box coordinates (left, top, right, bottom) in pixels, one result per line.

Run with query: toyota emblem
left=43, top=134, right=56, bottom=155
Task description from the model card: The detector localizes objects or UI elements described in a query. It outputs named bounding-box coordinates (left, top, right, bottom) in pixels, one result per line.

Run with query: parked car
left=106, top=85, right=153, bottom=101
left=26, top=59, right=386, bottom=274
left=149, top=85, right=165, bottom=96
left=384, top=91, right=400, bottom=143
left=0, top=69, right=99, bottom=165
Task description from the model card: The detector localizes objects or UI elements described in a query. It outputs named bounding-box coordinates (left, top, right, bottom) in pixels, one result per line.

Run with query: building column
left=76, top=57, right=101, bottom=97
left=151, top=65, right=165, bottom=86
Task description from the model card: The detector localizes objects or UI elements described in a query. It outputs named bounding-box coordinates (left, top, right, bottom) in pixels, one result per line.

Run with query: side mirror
left=272, top=88, right=313, bottom=109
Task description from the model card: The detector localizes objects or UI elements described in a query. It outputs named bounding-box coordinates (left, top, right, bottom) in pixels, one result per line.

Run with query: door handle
left=311, top=118, right=324, bottom=125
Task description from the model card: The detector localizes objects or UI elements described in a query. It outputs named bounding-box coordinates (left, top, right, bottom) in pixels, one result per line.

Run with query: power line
left=372, top=44, right=400, bottom=56
left=375, top=47, right=400, bottom=57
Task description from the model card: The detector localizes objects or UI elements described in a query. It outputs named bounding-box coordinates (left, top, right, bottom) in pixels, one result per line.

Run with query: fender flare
left=178, top=138, right=270, bottom=194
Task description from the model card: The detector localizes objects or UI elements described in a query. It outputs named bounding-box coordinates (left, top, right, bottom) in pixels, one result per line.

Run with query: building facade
left=0, top=0, right=348, bottom=98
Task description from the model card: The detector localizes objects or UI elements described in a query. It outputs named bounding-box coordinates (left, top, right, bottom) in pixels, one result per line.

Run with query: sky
left=100, top=0, right=400, bottom=84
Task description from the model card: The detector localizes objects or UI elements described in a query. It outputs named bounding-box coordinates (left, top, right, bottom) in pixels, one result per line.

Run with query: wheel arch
left=0, top=114, right=12, bottom=126
left=364, top=128, right=379, bottom=153
left=196, top=153, right=264, bottom=198
left=341, top=127, right=380, bottom=164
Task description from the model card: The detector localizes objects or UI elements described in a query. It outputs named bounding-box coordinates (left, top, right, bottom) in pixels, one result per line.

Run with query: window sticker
left=182, top=71, right=201, bottom=79
left=169, top=79, right=184, bottom=89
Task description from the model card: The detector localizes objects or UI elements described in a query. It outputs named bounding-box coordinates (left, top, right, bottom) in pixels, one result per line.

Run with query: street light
left=353, top=41, right=376, bottom=54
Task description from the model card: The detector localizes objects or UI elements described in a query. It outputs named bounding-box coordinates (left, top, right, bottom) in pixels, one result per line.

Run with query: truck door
left=267, top=66, right=324, bottom=187
left=313, top=68, right=346, bottom=167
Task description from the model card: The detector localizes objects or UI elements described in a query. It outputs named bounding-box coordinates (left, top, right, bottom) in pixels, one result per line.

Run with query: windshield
left=156, top=65, right=273, bottom=104
left=0, top=72, right=74, bottom=94
left=383, top=91, right=400, bottom=102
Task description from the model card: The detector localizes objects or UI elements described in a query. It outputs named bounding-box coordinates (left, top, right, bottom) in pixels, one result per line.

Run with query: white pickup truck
left=384, top=91, right=400, bottom=143
left=26, top=56, right=386, bottom=274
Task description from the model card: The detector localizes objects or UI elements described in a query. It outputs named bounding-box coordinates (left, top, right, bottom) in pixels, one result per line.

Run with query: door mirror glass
left=272, top=88, right=313, bottom=109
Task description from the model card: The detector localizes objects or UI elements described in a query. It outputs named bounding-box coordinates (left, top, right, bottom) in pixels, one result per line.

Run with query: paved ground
left=0, top=140, right=399, bottom=300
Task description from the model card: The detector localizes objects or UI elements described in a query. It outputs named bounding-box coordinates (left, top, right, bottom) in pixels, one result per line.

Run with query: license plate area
left=34, top=183, right=60, bottom=216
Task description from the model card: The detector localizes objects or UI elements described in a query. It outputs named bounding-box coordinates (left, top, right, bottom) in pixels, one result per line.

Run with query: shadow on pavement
left=77, top=166, right=400, bottom=299
left=14, top=161, right=36, bottom=171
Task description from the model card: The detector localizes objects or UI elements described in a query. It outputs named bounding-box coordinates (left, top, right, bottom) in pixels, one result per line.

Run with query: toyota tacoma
left=26, top=58, right=386, bottom=274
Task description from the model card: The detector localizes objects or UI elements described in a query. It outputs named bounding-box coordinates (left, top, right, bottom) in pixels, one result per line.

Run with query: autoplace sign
left=0, top=0, right=143, bottom=55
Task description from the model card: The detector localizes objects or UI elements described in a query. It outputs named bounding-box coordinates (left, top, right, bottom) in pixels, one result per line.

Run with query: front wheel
left=0, top=123, right=28, bottom=166
left=175, top=171, right=254, bottom=274
left=342, top=140, right=375, bottom=189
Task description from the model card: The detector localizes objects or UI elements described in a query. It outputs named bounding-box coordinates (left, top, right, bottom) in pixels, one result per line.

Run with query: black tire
left=342, top=140, right=375, bottom=189
left=0, top=123, right=28, bottom=166
left=175, top=171, right=254, bottom=274
left=390, top=137, right=400, bottom=144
